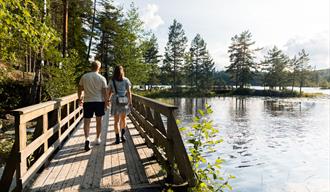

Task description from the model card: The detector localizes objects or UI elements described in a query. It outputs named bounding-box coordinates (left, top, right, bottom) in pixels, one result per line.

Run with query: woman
left=108, top=65, right=132, bottom=144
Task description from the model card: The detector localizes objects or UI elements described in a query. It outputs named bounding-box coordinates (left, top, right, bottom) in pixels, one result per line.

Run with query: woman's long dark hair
left=112, top=65, right=124, bottom=81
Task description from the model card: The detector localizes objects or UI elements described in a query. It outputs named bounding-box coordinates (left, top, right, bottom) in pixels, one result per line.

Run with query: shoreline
left=136, top=88, right=325, bottom=99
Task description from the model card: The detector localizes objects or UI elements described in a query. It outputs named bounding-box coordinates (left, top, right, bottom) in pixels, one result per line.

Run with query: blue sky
left=114, top=0, right=329, bottom=70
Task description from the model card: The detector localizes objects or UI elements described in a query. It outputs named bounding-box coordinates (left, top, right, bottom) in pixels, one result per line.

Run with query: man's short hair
left=91, top=60, right=101, bottom=70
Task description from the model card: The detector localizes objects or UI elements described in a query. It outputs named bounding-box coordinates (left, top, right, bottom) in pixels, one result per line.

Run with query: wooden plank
left=125, top=121, right=149, bottom=185
left=128, top=124, right=161, bottom=185
left=167, top=114, right=195, bottom=186
left=153, top=111, right=166, bottom=135
left=91, top=113, right=108, bottom=188
left=101, top=117, right=113, bottom=188
left=59, top=125, right=89, bottom=191
left=110, top=132, right=121, bottom=186
left=48, top=127, right=85, bottom=191
left=12, top=101, right=57, bottom=116
left=131, top=109, right=168, bottom=149
left=28, top=120, right=84, bottom=191
left=70, top=121, right=96, bottom=190
left=43, top=114, right=49, bottom=152
left=132, top=94, right=177, bottom=116
left=118, top=140, right=129, bottom=186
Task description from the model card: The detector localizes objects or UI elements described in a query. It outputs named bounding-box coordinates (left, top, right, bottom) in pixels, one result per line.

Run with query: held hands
left=79, top=98, right=84, bottom=106
left=105, top=100, right=110, bottom=110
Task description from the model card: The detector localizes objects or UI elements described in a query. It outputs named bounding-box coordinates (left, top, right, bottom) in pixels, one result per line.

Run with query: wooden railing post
left=129, top=94, right=196, bottom=187
left=43, top=114, right=48, bottom=152
left=15, top=114, right=27, bottom=191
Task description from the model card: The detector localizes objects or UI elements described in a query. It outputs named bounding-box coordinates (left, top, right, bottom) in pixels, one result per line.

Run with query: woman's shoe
left=121, top=129, right=126, bottom=142
left=115, top=134, right=120, bottom=144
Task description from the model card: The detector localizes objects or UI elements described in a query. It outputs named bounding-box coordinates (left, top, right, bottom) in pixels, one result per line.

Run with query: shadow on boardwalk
left=26, top=111, right=165, bottom=192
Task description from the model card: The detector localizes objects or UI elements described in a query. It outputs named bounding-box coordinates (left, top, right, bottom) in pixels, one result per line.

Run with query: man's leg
left=84, top=118, right=91, bottom=139
left=95, top=116, right=102, bottom=144
left=94, top=102, right=105, bottom=145
left=83, top=102, right=93, bottom=151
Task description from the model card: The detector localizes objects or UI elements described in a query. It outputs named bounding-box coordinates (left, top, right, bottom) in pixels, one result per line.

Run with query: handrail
left=0, top=93, right=196, bottom=191
left=128, top=94, right=196, bottom=187
left=0, top=93, right=83, bottom=191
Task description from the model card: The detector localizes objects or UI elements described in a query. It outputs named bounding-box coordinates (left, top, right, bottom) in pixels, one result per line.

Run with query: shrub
left=180, top=104, right=234, bottom=191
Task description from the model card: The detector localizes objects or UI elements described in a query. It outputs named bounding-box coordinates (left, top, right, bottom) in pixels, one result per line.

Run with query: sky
left=114, top=0, right=329, bottom=70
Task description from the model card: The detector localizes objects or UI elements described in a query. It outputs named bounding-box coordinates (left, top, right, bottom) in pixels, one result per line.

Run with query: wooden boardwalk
left=26, top=111, right=165, bottom=191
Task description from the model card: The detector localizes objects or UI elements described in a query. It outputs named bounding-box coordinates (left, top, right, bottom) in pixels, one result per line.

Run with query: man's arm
left=102, top=87, right=109, bottom=107
left=78, top=85, right=84, bottom=105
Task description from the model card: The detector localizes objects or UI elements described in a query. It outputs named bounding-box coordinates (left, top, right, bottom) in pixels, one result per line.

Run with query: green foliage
left=227, top=30, right=260, bottom=88
left=262, top=46, right=290, bottom=89
left=43, top=51, right=81, bottom=99
left=0, top=136, right=14, bottom=166
left=0, top=81, right=31, bottom=115
left=162, top=19, right=188, bottom=89
left=0, top=0, right=60, bottom=61
left=185, top=34, right=215, bottom=90
left=180, top=105, right=234, bottom=191
left=95, top=2, right=149, bottom=84
left=141, top=33, right=162, bottom=86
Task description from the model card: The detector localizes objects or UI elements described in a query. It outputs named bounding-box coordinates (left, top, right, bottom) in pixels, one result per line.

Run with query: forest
left=1, top=0, right=330, bottom=120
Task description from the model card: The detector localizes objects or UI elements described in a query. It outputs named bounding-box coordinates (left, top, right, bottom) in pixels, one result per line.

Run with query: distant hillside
left=317, top=68, right=330, bottom=79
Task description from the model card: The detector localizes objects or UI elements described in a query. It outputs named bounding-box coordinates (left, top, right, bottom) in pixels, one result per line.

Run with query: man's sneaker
left=84, top=140, right=91, bottom=151
left=95, top=137, right=101, bottom=145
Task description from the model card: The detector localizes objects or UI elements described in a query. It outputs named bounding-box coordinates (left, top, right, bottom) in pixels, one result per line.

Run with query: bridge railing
left=128, top=94, right=195, bottom=187
left=0, top=93, right=83, bottom=191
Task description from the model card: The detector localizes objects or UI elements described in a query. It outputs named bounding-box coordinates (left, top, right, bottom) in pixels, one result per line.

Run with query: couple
left=78, top=60, right=132, bottom=151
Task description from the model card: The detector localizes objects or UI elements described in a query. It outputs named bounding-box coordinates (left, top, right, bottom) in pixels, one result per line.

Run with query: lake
left=157, top=92, right=330, bottom=192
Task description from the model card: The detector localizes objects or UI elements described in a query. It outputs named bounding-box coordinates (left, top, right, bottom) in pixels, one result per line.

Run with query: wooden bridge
left=0, top=94, right=195, bottom=191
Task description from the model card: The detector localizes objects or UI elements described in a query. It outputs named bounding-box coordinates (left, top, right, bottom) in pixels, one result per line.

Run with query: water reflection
left=157, top=96, right=330, bottom=192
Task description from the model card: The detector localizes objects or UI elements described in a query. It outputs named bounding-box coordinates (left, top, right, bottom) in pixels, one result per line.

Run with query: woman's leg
left=119, top=112, right=127, bottom=142
left=119, top=112, right=126, bottom=130
left=114, top=114, right=120, bottom=134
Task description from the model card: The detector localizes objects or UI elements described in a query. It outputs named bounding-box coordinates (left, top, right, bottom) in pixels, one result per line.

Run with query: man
left=78, top=60, right=108, bottom=151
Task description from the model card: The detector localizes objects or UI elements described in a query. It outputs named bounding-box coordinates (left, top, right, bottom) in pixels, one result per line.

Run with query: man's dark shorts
left=83, top=102, right=105, bottom=118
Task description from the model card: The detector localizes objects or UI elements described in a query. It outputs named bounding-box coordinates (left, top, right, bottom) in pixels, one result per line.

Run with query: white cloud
left=283, top=31, right=330, bottom=69
left=141, top=4, right=164, bottom=30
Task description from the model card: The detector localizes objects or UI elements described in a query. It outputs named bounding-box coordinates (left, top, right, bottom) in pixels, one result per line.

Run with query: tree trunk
left=62, top=0, right=68, bottom=58
left=29, top=52, right=43, bottom=104
left=87, top=0, right=97, bottom=61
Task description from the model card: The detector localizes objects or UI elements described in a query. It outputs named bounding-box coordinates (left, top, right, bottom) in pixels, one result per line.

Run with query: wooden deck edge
left=78, top=183, right=163, bottom=192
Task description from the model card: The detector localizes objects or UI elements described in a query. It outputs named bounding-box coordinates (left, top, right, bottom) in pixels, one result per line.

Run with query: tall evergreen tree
left=262, top=46, right=290, bottom=90
left=114, top=3, right=149, bottom=84
left=227, top=31, right=259, bottom=88
left=162, top=19, right=188, bottom=90
left=291, top=49, right=310, bottom=94
left=186, top=34, right=215, bottom=90
left=94, top=0, right=122, bottom=81
left=142, top=33, right=161, bottom=88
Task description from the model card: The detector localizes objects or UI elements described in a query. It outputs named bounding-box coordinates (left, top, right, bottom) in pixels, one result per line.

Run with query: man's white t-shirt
left=79, top=72, right=107, bottom=102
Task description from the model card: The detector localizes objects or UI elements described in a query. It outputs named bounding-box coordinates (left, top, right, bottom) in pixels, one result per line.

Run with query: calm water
left=158, top=95, right=330, bottom=192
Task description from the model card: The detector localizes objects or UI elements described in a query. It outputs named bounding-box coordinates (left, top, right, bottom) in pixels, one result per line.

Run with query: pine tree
left=142, top=33, right=161, bottom=88
left=186, top=34, right=215, bottom=90
left=94, top=0, right=122, bottom=81
left=114, top=3, right=149, bottom=84
left=227, top=31, right=259, bottom=88
left=162, top=19, right=188, bottom=90
left=292, top=49, right=310, bottom=94
left=263, top=46, right=289, bottom=90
